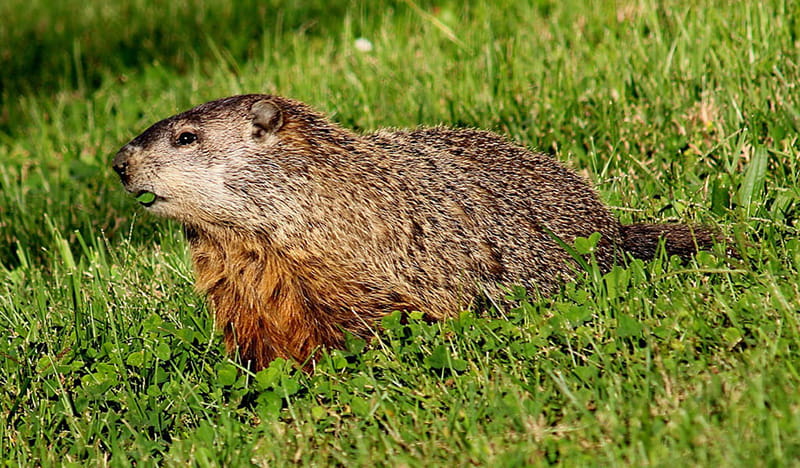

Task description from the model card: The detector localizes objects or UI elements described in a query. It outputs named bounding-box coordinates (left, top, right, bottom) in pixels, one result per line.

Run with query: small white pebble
left=354, top=37, right=374, bottom=52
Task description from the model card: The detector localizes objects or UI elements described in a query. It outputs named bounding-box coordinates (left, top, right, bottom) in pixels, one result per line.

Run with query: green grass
left=1, top=0, right=799, bottom=465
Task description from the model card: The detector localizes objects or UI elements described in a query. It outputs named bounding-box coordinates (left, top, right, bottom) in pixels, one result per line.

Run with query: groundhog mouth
left=135, top=190, right=159, bottom=208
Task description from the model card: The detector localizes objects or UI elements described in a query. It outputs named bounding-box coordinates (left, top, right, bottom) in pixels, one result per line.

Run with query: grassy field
left=1, top=0, right=799, bottom=465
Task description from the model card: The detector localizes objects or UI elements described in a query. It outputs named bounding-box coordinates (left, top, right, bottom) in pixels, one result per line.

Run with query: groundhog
left=113, top=94, right=716, bottom=370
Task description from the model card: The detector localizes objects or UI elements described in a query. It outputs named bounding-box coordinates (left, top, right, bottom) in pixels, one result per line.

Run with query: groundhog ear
left=250, top=99, right=283, bottom=140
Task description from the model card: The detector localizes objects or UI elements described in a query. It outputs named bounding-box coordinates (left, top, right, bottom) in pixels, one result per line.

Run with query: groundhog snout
left=113, top=145, right=137, bottom=184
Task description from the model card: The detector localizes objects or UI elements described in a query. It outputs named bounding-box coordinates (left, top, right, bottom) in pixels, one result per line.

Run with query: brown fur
left=113, top=94, right=719, bottom=370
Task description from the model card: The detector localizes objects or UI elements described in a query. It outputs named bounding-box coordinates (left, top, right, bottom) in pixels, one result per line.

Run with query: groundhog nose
left=113, top=160, right=128, bottom=183
left=113, top=147, right=133, bottom=182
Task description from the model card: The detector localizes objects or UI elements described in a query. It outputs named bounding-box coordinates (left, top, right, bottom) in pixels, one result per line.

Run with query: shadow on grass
left=0, top=0, right=367, bottom=123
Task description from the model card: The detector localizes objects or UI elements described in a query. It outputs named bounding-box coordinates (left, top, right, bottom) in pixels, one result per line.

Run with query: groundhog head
left=113, top=95, right=313, bottom=232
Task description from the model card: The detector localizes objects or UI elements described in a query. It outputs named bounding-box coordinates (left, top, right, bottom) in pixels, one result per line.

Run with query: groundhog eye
left=176, top=132, right=198, bottom=146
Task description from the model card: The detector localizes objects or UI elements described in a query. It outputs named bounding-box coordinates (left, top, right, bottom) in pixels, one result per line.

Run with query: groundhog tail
left=620, top=223, right=716, bottom=262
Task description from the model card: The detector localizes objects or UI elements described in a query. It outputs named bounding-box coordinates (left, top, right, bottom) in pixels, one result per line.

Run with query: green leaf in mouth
left=136, top=191, right=157, bottom=205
